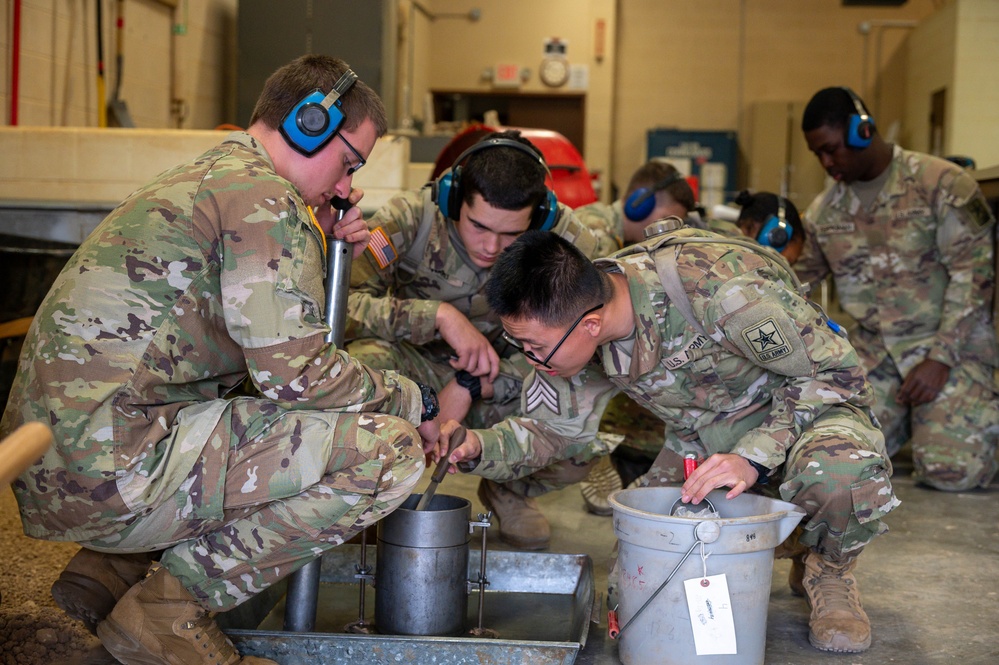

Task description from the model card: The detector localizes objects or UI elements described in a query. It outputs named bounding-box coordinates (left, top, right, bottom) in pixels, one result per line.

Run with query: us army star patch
left=526, top=374, right=560, bottom=414
left=743, top=318, right=791, bottom=363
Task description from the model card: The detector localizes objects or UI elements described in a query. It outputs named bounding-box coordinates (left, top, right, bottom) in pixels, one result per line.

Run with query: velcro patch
left=525, top=374, right=560, bottom=415
left=742, top=318, right=791, bottom=363
left=367, top=227, right=398, bottom=269
left=964, top=196, right=994, bottom=229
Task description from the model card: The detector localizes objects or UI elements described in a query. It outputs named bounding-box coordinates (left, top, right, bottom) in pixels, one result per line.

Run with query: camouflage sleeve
left=345, top=189, right=441, bottom=345
left=470, top=366, right=621, bottom=480
left=218, top=187, right=421, bottom=422
left=574, top=202, right=624, bottom=257
left=792, top=193, right=833, bottom=290
left=487, top=354, right=534, bottom=407
left=552, top=204, right=603, bottom=260
left=701, top=261, right=872, bottom=468
left=927, top=170, right=997, bottom=367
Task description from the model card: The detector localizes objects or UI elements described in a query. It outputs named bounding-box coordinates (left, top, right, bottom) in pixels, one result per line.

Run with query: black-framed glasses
left=502, top=303, right=604, bottom=369
left=337, top=133, right=366, bottom=175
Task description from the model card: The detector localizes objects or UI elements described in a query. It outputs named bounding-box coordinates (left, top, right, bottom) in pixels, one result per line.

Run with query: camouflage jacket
left=473, top=227, right=876, bottom=479
left=345, top=188, right=599, bottom=402
left=795, top=145, right=998, bottom=383
left=574, top=200, right=626, bottom=256
left=0, top=132, right=421, bottom=541
left=575, top=201, right=727, bottom=258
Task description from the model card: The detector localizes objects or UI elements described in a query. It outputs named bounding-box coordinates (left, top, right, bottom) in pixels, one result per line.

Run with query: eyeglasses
left=337, top=132, right=366, bottom=175
left=502, top=304, right=604, bottom=369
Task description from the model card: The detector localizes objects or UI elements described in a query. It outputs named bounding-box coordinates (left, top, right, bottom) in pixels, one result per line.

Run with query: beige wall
left=951, top=0, right=999, bottom=166
left=1, top=0, right=236, bottom=129
left=905, top=0, right=999, bottom=167
left=413, top=0, right=939, bottom=204
left=419, top=0, right=617, bottom=199
left=7, top=0, right=987, bottom=208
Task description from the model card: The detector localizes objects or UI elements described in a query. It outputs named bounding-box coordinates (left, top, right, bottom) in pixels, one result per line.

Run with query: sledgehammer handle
left=0, top=422, right=53, bottom=485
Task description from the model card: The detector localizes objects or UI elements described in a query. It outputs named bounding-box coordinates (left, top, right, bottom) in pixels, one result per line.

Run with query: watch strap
left=454, top=370, right=482, bottom=401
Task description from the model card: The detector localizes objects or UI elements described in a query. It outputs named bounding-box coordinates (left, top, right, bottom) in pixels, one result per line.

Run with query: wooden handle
left=0, top=422, right=53, bottom=486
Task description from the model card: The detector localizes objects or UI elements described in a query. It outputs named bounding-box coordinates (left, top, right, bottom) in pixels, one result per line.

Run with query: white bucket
left=609, top=487, right=805, bottom=665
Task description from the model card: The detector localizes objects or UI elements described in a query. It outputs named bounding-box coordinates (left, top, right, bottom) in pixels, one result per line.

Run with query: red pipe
left=10, top=0, right=22, bottom=125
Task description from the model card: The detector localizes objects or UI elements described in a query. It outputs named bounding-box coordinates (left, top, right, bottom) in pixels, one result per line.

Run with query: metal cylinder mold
left=375, top=493, right=471, bottom=636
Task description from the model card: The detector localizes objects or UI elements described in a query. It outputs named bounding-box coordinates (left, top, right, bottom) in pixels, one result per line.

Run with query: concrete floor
left=415, top=448, right=999, bottom=665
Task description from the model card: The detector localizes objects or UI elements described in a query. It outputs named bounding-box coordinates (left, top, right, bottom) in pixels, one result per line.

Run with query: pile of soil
left=0, top=487, right=108, bottom=664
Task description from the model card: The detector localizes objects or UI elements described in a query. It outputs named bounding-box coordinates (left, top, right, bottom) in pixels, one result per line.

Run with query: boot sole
left=51, top=573, right=119, bottom=635
left=97, top=615, right=170, bottom=665
left=808, top=631, right=871, bottom=653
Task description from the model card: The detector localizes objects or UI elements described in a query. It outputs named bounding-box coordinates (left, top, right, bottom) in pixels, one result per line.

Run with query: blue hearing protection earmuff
left=757, top=196, right=792, bottom=252
left=432, top=137, right=559, bottom=231
left=843, top=86, right=875, bottom=149
left=280, top=69, right=359, bottom=156
left=623, top=172, right=684, bottom=222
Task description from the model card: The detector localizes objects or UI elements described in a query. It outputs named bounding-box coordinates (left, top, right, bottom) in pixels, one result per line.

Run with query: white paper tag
left=684, top=573, right=737, bottom=655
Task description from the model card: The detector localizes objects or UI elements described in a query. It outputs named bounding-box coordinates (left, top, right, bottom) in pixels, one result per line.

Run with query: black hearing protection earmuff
left=431, top=137, right=558, bottom=231
left=280, top=69, right=359, bottom=156
left=757, top=195, right=792, bottom=252
left=623, top=172, right=684, bottom=222
left=842, top=86, right=875, bottom=150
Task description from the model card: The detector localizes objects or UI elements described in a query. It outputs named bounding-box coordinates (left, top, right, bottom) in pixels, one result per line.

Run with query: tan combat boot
left=578, top=456, right=622, bottom=517
left=802, top=551, right=871, bottom=653
left=97, top=566, right=277, bottom=665
left=477, top=478, right=551, bottom=550
left=51, top=547, right=157, bottom=634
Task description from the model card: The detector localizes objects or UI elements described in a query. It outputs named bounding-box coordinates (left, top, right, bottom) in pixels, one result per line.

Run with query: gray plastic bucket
left=375, top=493, right=470, bottom=636
left=609, top=487, right=805, bottom=665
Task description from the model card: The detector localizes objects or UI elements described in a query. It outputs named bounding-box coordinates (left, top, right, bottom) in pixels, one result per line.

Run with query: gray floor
left=412, top=449, right=999, bottom=665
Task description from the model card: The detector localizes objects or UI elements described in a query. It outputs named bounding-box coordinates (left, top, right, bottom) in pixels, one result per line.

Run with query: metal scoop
left=415, top=425, right=467, bottom=511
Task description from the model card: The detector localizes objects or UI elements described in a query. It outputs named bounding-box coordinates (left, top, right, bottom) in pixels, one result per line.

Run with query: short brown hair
left=249, top=55, right=388, bottom=136
left=625, top=161, right=695, bottom=213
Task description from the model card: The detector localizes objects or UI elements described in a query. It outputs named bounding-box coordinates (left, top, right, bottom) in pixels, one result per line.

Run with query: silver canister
left=375, top=494, right=471, bottom=636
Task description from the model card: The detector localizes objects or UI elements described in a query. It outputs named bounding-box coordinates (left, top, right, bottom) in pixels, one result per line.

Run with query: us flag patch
left=367, top=227, right=398, bottom=269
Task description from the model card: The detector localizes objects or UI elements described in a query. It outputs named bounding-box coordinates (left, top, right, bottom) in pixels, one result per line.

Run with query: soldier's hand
left=436, top=303, right=501, bottom=381
left=680, top=453, right=759, bottom=504
left=417, top=417, right=441, bottom=455
left=897, top=358, right=950, bottom=405
left=442, top=421, right=482, bottom=474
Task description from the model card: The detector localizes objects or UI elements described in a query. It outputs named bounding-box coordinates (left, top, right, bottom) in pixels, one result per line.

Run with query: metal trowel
left=415, top=425, right=467, bottom=510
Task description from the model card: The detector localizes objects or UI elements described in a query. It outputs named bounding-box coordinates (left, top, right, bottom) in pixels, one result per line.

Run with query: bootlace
left=810, top=561, right=862, bottom=616
left=180, top=610, right=241, bottom=665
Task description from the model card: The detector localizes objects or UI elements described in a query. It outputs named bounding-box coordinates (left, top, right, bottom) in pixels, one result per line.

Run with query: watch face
left=540, top=57, right=569, bottom=87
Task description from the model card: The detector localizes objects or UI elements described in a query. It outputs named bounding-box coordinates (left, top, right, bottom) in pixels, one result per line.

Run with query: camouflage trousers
left=346, top=337, right=617, bottom=497
left=83, top=396, right=424, bottom=611
left=644, top=404, right=898, bottom=558
left=867, top=357, right=999, bottom=491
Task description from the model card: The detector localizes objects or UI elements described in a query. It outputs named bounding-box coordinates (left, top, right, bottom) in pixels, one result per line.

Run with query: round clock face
left=540, top=57, right=569, bottom=87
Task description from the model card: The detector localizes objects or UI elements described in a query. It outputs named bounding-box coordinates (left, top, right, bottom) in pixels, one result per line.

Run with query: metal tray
left=220, top=545, right=594, bottom=665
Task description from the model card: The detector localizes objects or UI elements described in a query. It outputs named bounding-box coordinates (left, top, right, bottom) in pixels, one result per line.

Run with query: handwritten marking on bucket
left=609, top=520, right=720, bottom=639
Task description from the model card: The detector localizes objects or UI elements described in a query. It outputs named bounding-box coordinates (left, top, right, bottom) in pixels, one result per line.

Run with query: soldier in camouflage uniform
left=797, top=87, right=999, bottom=492
left=344, top=130, right=607, bottom=551
left=575, top=160, right=702, bottom=257
left=0, top=56, right=439, bottom=665
left=443, top=226, right=899, bottom=653
left=574, top=182, right=807, bottom=514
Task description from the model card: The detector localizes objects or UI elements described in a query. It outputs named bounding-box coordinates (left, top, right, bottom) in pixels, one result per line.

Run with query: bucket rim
left=607, top=487, right=805, bottom=526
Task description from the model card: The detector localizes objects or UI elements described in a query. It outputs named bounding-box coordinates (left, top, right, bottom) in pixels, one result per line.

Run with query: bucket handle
left=610, top=520, right=720, bottom=640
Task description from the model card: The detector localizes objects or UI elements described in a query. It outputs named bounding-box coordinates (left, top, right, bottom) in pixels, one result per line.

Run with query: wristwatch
left=415, top=382, right=439, bottom=422
left=454, top=370, right=482, bottom=401
left=746, top=458, right=770, bottom=485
